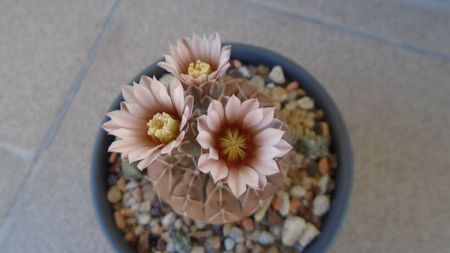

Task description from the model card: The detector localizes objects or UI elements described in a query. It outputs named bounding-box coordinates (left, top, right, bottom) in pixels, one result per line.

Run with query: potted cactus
left=92, top=33, right=353, bottom=253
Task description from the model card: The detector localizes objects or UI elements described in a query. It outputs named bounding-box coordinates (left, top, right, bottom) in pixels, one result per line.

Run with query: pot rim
left=91, top=43, right=353, bottom=253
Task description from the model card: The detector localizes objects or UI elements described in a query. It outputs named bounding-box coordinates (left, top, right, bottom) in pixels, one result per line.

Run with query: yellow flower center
left=147, top=112, right=180, bottom=144
left=187, top=60, right=212, bottom=78
left=218, top=128, right=248, bottom=162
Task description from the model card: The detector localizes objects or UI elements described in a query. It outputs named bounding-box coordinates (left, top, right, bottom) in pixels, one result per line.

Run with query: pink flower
left=196, top=95, right=292, bottom=197
left=158, top=33, right=231, bottom=88
left=103, top=76, right=193, bottom=170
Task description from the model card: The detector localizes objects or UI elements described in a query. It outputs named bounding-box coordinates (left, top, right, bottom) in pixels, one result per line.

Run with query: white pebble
left=224, top=237, right=236, bottom=251
left=195, top=220, right=207, bottom=229
left=191, top=246, right=205, bottom=253
left=269, top=65, right=286, bottom=84
left=254, top=198, right=272, bottom=222
left=313, top=195, right=330, bottom=217
left=290, top=185, right=306, bottom=198
left=258, top=231, right=275, bottom=246
left=277, top=191, right=290, bottom=217
left=299, top=223, right=320, bottom=246
left=319, top=175, right=330, bottom=194
left=238, top=67, right=251, bottom=78
left=282, top=216, right=306, bottom=246
left=137, top=213, right=151, bottom=225
left=161, top=212, right=176, bottom=229
left=297, top=97, right=314, bottom=110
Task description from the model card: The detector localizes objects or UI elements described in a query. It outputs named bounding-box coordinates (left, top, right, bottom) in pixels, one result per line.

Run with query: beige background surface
left=1, top=0, right=449, bottom=252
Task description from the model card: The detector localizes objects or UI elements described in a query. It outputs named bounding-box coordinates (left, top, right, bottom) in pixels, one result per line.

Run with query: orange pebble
left=319, top=158, right=330, bottom=175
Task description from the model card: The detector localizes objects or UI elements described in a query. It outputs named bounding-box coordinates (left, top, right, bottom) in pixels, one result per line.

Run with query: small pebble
left=270, top=87, right=287, bottom=102
left=232, top=59, right=242, bottom=68
left=161, top=212, right=176, bottom=229
left=285, top=100, right=298, bottom=111
left=254, top=199, right=272, bottom=222
left=319, top=175, right=330, bottom=194
left=195, top=220, right=207, bottom=229
left=151, top=224, right=163, bottom=235
left=114, top=211, right=126, bottom=230
left=277, top=191, right=290, bottom=217
left=289, top=197, right=302, bottom=214
left=107, top=186, right=122, bottom=203
left=282, top=216, right=306, bottom=246
left=191, top=246, right=205, bottom=253
left=313, top=195, right=330, bottom=217
left=235, top=243, right=247, bottom=253
left=224, top=237, right=236, bottom=251
left=241, top=218, right=254, bottom=231
left=319, top=158, right=330, bottom=175
left=250, top=75, right=265, bottom=90
left=139, top=200, right=151, bottom=212
left=223, top=223, right=233, bottom=236
left=238, top=67, right=251, bottom=78
left=174, top=218, right=183, bottom=230
left=229, top=227, right=244, bottom=241
left=256, top=65, right=270, bottom=76
left=269, top=66, right=286, bottom=84
left=289, top=185, right=306, bottom=198
left=258, top=231, right=276, bottom=246
left=138, top=213, right=151, bottom=225
left=286, top=81, right=299, bottom=92
left=299, top=223, right=320, bottom=246
left=297, top=97, right=314, bottom=110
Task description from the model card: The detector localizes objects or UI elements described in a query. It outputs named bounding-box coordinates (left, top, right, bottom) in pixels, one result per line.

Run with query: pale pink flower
left=196, top=95, right=292, bottom=197
left=158, top=33, right=231, bottom=88
left=103, top=76, right=193, bottom=170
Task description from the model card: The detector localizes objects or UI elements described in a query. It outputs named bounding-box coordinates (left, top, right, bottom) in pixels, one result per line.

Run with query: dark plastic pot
left=91, top=43, right=353, bottom=253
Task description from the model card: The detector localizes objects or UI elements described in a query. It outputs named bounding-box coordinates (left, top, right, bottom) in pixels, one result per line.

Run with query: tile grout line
left=0, top=0, right=120, bottom=238
left=239, top=0, right=450, bottom=63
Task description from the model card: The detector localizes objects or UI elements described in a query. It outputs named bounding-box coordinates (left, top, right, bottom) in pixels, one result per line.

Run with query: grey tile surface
left=1, top=0, right=450, bottom=252
left=0, top=0, right=113, bottom=154
left=251, top=0, right=450, bottom=57
left=0, top=151, right=28, bottom=225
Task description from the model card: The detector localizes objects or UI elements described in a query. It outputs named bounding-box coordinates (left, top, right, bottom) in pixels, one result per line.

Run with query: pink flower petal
left=207, top=111, right=221, bottom=133
left=243, top=108, right=263, bottom=129
left=227, top=169, right=247, bottom=197
left=137, top=146, right=162, bottom=169
left=238, top=98, right=259, bottom=119
left=197, top=131, right=215, bottom=149
left=149, top=77, right=174, bottom=111
left=109, top=139, right=148, bottom=153
left=254, top=146, right=283, bottom=159
left=197, top=115, right=210, bottom=133
left=225, top=95, right=241, bottom=123
left=208, top=100, right=224, bottom=121
left=239, top=165, right=259, bottom=189
left=250, top=158, right=280, bottom=176
left=209, top=148, right=219, bottom=160
left=209, top=160, right=229, bottom=183
left=256, top=171, right=267, bottom=190
left=107, top=111, right=146, bottom=130
left=273, top=139, right=293, bottom=157
left=169, top=78, right=185, bottom=116
left=254, top=128, right=285, bottom=146
left=254, top=108, right=275, bottom=130
left=197, top=154, right=211, bottom=173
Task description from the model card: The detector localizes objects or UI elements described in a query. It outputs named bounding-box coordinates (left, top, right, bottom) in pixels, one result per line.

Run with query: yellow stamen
left=218, top=128, right=248, bottom=162
left=147, top=112, right=180, bottom=144
left=187, top=60, right=212, bottom=78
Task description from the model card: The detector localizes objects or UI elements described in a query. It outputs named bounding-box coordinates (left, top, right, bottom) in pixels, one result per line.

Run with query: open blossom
left=158, top=33, right=231, bottom=88
left=196, top=95, right=292, bottom=197
left=103, top=76, right=193, bottom=170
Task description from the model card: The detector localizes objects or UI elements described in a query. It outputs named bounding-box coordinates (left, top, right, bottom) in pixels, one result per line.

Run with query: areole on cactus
left=103, top=33, right=293, bottom=224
